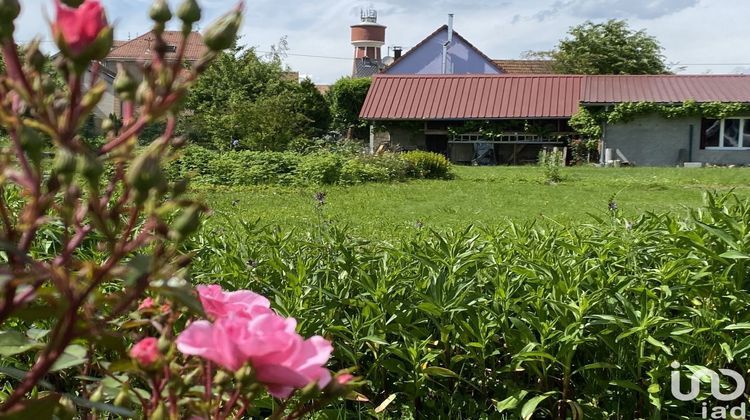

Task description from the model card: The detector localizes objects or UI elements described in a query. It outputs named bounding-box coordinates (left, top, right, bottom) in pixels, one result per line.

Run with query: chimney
left=393, top=46, right=403, bottom=60
left=442, top=14, right=454, bottom=74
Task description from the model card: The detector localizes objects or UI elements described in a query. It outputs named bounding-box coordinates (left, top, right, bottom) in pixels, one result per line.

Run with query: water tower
left=351, top=9, right=386, bottom=77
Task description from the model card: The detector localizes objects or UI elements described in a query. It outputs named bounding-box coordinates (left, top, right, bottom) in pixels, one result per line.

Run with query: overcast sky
left=14, top=0, right=750, bottom=83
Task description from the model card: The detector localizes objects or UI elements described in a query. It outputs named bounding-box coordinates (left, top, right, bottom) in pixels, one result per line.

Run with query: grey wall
left=604, top=114, right=750, bottom=166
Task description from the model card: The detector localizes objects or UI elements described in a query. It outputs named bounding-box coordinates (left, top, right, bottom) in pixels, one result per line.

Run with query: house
left=383, top=24, right=503, bottom=75
left=359, top=18, right=750, bottom=166
left=89, top=31, right=207, bottom=120
left=361, top=74, right=750, bottom=166
left=349, top=11, right=553, bottom=79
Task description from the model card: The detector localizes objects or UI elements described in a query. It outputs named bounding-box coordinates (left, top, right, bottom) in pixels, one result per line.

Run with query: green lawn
left=194, top=166, right=750, bottom=239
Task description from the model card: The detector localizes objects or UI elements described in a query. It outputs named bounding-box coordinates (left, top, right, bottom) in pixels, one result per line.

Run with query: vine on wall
left=568, top=100, right=750, bottom=139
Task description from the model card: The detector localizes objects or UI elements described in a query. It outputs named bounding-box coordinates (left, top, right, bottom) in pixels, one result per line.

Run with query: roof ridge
left=384, top=25, right=503, bottom=74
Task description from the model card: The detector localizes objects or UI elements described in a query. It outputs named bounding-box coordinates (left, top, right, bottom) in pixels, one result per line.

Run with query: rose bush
left=0, top=0, right=356, bottom=418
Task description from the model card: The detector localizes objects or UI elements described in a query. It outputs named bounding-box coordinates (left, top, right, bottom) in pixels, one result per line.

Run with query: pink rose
left=197, top=285, right=271, bottom=320
left=52, top=0, right=108, bottom=57
left=130, top=337, right=160, bottom=366
left=251, top=334, right=333, bottom=399
left=176, top=315, right=259, bottom=371
left=176, top=309, right=334, bottom=399
left=138, top=297, right=155, bottom=311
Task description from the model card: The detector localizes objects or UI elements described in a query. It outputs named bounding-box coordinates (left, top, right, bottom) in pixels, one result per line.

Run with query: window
left=166, top=45, right=177, bottom=53
left=702, top=118, right=750, bottom=149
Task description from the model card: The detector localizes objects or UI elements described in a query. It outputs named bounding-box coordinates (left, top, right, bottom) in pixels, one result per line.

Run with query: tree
left=294, top=78, right=331, bottom=138
left=540, top=20, right=668, bottom=75
left=327, top=77, right=372, bottom=139
left=182, top=46, right=330, bottom=150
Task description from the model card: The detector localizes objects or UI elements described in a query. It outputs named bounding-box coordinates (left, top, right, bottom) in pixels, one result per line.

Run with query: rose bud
left=52, top=0, right=113, bottom=64
left=114, top=64, right=138, bottom=101
left=78, top=153, right=104, bottom=186
left=130, top=337, right=161, bottom=367
left=149, top=0, right=172, bottom=24
left=176, top=0, right=201, bottom=26
left=54, top=148, right=78, bottom=183
left=0, top=0, right=20, bottom=28
left=203, top=3, right=243, bottom=52
left=127, top=152, right=166, bottom=203
left=170, top=204, right=202, bottom=240
left=19, top=126, right=45, bottom=165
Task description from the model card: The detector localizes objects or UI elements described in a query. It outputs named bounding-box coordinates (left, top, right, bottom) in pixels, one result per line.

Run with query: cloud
left=9, top=0, right=750, bottom=83
left=529, top=0, right=699, bottom=21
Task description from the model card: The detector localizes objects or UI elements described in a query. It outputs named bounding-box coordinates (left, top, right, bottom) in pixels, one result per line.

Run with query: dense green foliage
left=181, top=47, right=330, bottom=150
left=539, top=20, right=668, bottom=75
left=569, top=100, right=750, bottom=139
left=189, top=192, right=750, bottom=418
left=401, top=150, right=454, bottom=180
left=197, top=166, right=750, bottom=239
left=327, top=77, right=372, bottom=139
left=169, top=146, right=453, bottom=186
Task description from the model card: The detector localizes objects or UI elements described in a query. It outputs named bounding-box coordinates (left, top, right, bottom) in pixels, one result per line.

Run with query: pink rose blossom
left=130, top=337, right=160, bottom=366
left=197, top=285, right=271, bottom=320
left=176, top=299, right=334, bottom=399
left=138, top=297, right=155, bottom=311
left=53, top=0, right=108, bottom=57
left=251, top=334, right=333, bottom=399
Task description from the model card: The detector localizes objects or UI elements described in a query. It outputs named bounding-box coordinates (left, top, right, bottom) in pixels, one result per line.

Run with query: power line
left=15, top=39, right=750, bottom=66
left=255, top=50, right=354, bottom=61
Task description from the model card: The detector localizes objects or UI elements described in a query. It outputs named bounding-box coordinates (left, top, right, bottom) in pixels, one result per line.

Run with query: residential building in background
left=89, top=31, right=207, bottom=120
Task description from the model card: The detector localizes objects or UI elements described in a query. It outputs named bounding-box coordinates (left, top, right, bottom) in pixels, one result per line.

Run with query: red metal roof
left=582, top=75, right=750, bottom=104
left=361, top=74, right=750, bottom=120
left=360, top=74, right=583, bottom=120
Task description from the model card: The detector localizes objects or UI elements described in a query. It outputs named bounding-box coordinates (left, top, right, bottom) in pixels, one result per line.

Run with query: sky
left=13, top=0, right=750, bottom=84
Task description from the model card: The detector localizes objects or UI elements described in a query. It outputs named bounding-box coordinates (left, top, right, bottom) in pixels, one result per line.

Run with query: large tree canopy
left=543, top=20, right=669, bottom=75
left=182, top=47, right=330, bottom=151
left=326, top=77, right=372, bottom=139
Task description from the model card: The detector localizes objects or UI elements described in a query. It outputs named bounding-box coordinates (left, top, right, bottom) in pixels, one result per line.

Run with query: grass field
left=195, top=166, right=750, bottom=238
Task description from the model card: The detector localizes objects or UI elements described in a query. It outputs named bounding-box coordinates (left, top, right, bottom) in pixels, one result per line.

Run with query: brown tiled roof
left=493, top=60, right=556, bottom=74
left=360, top=74, right=750, bottom=120
left=107, top=31, right=207, bottom=62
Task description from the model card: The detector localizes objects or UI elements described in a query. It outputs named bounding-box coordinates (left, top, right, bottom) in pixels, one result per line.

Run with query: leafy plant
left=401, top=150, right=454, bottom=180
left=0, top=0, right=354, bottom=417
left=190, top=191, right=750, bottom=418
left=538, top=149, right=565, bottom=183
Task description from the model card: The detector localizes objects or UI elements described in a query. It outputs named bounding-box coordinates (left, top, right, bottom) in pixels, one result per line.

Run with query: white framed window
left=704, top=118, right=750, bottom=150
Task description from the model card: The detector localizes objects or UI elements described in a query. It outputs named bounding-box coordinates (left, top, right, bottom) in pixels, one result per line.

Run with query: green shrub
left=402, top=150, right=454, bottom=179
left=340, top=158, right=390, bottom=184
left=294, top=152, right=344, bottom=185
left=340, top=153, right=410, bottom=185
left=169, top=146, right=456, bottom=186
left=189, top=192, right=750, bottom=419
